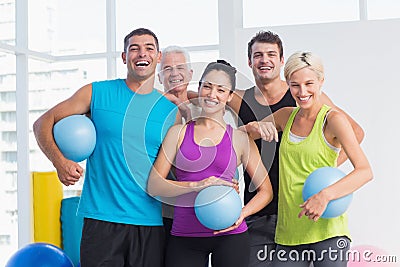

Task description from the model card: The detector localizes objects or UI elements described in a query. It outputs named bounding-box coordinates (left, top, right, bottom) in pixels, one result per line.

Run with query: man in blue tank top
left=228, top=31, right=366, bottom=267
left=33, top=28, right=178, bottom=267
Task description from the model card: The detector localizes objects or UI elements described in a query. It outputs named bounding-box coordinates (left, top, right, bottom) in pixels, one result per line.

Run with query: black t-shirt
left=238, top=87, right=296, bottom=216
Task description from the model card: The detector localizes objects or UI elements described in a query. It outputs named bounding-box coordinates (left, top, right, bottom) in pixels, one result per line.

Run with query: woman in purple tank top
left=148, top=60, right=273, bottom=267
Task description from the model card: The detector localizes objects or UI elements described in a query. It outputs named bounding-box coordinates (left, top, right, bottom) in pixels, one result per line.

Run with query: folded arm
left=33, top=83, right=92, bottom=185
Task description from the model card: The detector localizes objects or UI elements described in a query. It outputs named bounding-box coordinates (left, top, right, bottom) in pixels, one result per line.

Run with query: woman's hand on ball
left=232, top=178, right=240, bottom=194
left=194, top=176, right=236, bottom=191
left=298, top=190, right=330, bottom=221
left=213, top=211, right=245, bottom=235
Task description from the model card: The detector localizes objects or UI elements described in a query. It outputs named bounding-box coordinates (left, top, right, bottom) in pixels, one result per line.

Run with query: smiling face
left=122, top=34, right=161, bottom=82
left=288, top=67, right=324, bottom=109
left=248, top=42, right=284, bottom=83
left=158, top=52, right=193, bottom=95
left=198, top=70, right=233, bottom=114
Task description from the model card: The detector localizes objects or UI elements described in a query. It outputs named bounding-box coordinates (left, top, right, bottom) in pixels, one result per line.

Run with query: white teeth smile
left=135, top=61, right=149, bottom=67
left=170, top=79, right=183, bottom=83
left=260, top=66, right=272, bottom=70
left=204, top=99, right=218, bottom=106
left=299, top=96, right=311, bottom=101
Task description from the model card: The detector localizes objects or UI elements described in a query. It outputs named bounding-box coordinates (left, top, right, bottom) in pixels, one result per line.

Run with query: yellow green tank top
left=275, top=104, right=351, bottom=246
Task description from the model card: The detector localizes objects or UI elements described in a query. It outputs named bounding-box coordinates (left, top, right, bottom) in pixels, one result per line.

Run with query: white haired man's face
left=158, top=52, right=193, bottom=96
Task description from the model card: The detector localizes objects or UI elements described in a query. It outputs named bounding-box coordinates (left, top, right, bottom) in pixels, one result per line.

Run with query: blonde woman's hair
left=284, top=51, right=324, bottom=82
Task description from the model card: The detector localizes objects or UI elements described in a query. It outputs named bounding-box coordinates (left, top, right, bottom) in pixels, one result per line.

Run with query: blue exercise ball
left=6, top=242, right=74, bottom=267
left=194, top=185, right=242, bottom=230
left=53, top=115, right=96, bottom=162
left=302, top=167, right=353, bottom=218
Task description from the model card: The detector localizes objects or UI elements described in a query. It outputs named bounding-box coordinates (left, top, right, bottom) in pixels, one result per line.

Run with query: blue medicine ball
left=195, top=185, right=242, bottom=230
left=302, top=167, right=353, bottom=218
left=6, top=242, right=74, bottom=267
left=53, top=115, right=96, bottom=162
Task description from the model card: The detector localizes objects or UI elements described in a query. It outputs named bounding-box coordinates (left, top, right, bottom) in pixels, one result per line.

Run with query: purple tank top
left=171, top=121, right=247, bottom=237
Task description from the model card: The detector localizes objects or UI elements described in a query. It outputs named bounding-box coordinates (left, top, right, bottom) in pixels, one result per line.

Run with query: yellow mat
left=32, top=171, right=63, bottom=247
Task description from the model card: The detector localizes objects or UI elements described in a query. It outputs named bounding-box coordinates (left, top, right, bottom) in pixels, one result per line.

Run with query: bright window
left=243, top=0, right=359, bottom=28
left=28, top=0, right=106, bottom=55
left=367, top=0, right=400, bottom=20
left=0, top=51, right=17, bottom=267
left=116, top=0, right=219, bottom=49
left=0, top=1, right=15, bottom=45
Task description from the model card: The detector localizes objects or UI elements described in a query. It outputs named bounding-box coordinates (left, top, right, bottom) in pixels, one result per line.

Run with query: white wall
left=235, top=19, right=400, bottom=256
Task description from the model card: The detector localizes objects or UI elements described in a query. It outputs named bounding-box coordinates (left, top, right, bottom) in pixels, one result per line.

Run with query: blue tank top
left=171, top=121, right=247, bottom=236
left=78, top=79, right=177, bottom=225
